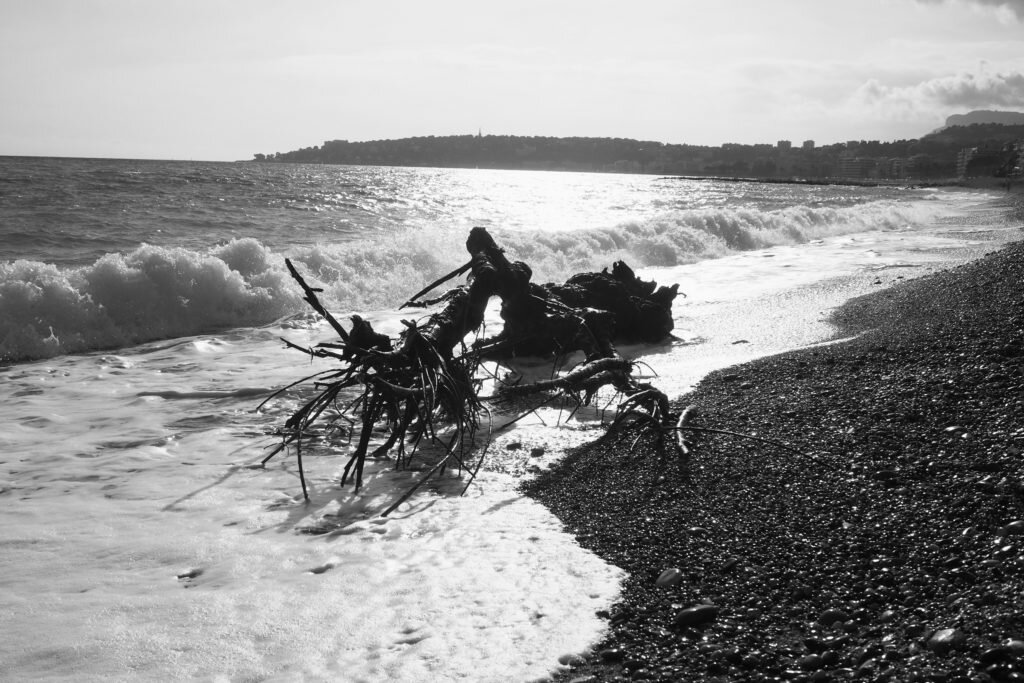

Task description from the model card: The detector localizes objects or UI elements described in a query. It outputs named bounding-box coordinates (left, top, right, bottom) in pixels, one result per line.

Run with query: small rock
left=557, top=653, right=587, bottom=666
left=674, top=604, right=719, bottom=628
left=995, top=544, right=1015, bottom=558
left=740, top=653, right=761, bottom=669
left=792, top=584, right=813, bottom=600
left=505, top=442, right=522, bottom=450
left=803, top=637, right=826, bottom=652
left=656, top=567, right=683, bottom=588
left=999, top=343, right=1022, bottom=357
left=854, top=659, right=878, bottom=678
left=622, top=658, right=645, bottom=671
left=977, top=646, right=1012, bottom=666
left=817, top=608, right=850, bottom=627
left=976, top=475, right=998, bottom=492
left=1000, top=520, right=1024, bottom=536
left=609, top=607, right=634, bottom=625
left=720, top=557, right=741, bottom=573
left=1006, top=639, right=1024, bottom=655
left=926, top=628, right=965, bottom=655
left=798, top=653, right=824, bottom=670
left=599, top=647, right=625, bottom=663
left=529, top=447, right=545, bottom=458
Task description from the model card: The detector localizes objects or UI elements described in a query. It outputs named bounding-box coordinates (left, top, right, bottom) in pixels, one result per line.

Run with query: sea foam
left=0, top=239, right=300, bottom=362
left=0, top=199, right=948, bottom=362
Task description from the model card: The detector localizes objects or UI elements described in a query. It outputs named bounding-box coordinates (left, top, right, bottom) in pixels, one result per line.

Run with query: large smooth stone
left=656, top=567, right=683, bottom=588
left=674, top=604, right=719, bottom=627
left=926, top=628, right=965, bottom=655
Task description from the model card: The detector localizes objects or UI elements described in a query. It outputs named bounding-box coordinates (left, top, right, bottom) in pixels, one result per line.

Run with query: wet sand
left=524, top=196, right=1024, bottom=682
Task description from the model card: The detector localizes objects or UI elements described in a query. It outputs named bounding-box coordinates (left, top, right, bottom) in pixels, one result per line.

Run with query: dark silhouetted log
left=268, top=226, right=683, bottom=507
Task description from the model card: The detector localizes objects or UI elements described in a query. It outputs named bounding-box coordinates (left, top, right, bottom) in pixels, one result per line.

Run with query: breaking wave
left=0, top=199, right=946, bottom=362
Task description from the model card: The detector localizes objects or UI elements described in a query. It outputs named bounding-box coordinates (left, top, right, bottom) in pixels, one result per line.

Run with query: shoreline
left=524, top=200, right=1024, bottom=681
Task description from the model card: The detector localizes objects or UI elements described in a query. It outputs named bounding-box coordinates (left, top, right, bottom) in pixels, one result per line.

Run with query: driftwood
left=262, top=227, right=684, bottom=508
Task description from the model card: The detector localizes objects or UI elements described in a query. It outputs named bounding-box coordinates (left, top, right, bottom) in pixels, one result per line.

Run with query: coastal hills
left=255, top=111, right=1024, bottom=182
left=941, top=110, right=1024, bottom=129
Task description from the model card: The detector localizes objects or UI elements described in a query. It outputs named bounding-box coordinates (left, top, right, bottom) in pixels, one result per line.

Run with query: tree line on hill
left=253, top=124, right=1024, bottom=181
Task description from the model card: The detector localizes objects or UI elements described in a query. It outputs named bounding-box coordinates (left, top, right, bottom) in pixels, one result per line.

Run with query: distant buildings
left=257, top=128, right=1024, bottom=182
left=956, top=142, right=1021, bottom=178
left=956, top=147, right=977, bottom=178
left=837, top=151, right=872, bottom=179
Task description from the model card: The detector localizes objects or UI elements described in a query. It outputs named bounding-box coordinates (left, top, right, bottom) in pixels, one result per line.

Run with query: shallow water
left=0, top=160, right=1019, bottom=681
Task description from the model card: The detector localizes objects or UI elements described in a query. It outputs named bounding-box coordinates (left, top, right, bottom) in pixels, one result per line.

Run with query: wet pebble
left=878, top=609, right=897, bottom=623
left=655, top=567, right=683, bottom=588
left=1000, top=520, right=1024, bottom=536
left=622, top=658, right=646, bottom=671
left=977, top=646, right=1013, bottom=667
left=599, top=647, right=625, bottom=663
left=817, top=608, right=850, bottom=627
left=798, top=653, right=824, bottom=670
left=673, top=604, right=719, bottom=628
left=926, top=628, right=965, bottom=655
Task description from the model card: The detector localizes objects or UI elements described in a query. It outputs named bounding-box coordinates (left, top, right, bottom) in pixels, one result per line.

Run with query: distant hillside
left=920, top=122, right=1024, bottom=147
left=942, top=110, right=1024, bottom=128
left=253, top=124, right=1023, bottom=181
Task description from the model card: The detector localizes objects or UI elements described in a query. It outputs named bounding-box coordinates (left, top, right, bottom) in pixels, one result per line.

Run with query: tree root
left=262, top=227, right=684, bottom=510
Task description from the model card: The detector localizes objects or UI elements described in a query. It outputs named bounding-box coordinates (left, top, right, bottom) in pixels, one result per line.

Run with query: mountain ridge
left=942, top=109, right=1024, bottom=129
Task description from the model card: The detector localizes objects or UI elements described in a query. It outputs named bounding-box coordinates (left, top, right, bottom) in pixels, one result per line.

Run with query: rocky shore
left=523, top=199, right=1024, bottom=682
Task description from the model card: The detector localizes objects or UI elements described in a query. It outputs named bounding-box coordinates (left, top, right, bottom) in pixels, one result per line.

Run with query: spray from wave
left=1, top=239, right=300, bottom=362
left=0, top=199, right=946, bottom=363
left=496, top=199, right=944, bottom=274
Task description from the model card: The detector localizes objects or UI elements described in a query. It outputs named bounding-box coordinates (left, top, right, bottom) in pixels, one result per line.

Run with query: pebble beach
left=524, top=195, right=1024, bottom=683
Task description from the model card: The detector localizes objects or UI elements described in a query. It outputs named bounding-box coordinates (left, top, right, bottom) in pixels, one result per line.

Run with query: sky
left=1, top=0, right=1023, bottom=161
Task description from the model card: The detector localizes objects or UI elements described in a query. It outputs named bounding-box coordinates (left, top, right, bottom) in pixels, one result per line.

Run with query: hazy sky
left=2, top=0, right=1023, bottom=160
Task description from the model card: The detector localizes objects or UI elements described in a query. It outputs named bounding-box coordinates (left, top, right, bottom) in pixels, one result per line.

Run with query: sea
left=1, top=156, right=1020, bottom=681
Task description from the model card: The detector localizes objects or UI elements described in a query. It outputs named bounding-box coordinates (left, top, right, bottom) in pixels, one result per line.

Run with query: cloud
left=857, top=70, right=1024, bottom=111
left=915, top=0, right=1024, bottom=21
